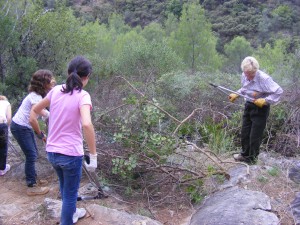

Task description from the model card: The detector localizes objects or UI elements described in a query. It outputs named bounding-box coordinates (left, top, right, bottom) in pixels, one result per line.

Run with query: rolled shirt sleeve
left=262, top=77, right=283, bottom=104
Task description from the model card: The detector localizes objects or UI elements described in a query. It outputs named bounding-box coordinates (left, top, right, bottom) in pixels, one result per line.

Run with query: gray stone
left=219, top=165, right=251, bottom=189
left=44, top=198, right=62, bottom=219
left=43, top=198, right=163, bottom=225
left=0, top=204, right=23, bottom=217
left=291, top=192, right=300, bottom=224
left=259, top=152, right=299, bottom=170
left=189, top=187, right=279, bottom=225
left=288, top=161, right=300, bottom=184
left=85, top=204, right=163, bottom=225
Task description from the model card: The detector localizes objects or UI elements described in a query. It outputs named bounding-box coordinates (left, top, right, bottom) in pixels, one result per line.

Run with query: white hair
left=241, top=56, right=259, bottom=73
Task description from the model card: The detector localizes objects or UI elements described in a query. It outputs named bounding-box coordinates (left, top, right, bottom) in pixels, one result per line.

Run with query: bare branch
left=146, top=100, right=181, bottom=123
left=116, top=76, right=145, bottom=97
left=173, top=108, right=202, bottom=135
left=97, top=103, right=129, bottom=121
left=186, top=141, right=227, bottom=172
left=4, top=0, right=10, bottom=16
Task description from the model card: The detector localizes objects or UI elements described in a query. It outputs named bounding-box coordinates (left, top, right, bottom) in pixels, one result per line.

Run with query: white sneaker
left=0, top=164, right=10, bottom=176
left=73, top=208, right=86, bottom=223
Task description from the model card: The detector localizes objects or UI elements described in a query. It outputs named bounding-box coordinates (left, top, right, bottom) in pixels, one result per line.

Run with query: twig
left=173, top=108, right=202, bottom=135
left=97, top=103, right=129, bottom=121
left=116, top=76, right=145, bottom=97
left=146, top=100, right=181, bottom=123
left=186, top=141, right=227, bottom=172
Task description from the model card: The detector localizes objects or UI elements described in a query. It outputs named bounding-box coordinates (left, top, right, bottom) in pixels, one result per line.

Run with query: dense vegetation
left=67, top=0, right=300, bottom=51
left=1, top=0, right=299, bottom=206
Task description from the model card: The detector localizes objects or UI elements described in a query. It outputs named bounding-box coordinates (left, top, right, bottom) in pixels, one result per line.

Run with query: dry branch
left=186, top=141, right=227, bottom=172
left=97, top=75, right=236, bottom=207
left=173, top=108, right=203, bottom=135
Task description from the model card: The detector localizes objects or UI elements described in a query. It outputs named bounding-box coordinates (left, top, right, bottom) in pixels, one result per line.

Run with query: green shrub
left=267, top=167, right=280, bottom=177
left=199, top=120, right=235, bottom=154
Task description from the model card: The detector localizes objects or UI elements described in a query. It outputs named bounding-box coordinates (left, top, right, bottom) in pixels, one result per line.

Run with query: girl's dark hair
left=28, top=69, right=54, bottom=98
left=61, top=56, right=92, bottom=94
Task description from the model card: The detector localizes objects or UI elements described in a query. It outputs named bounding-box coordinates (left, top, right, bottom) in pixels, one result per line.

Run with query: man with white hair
left=229, top=56, right=283, bottom=164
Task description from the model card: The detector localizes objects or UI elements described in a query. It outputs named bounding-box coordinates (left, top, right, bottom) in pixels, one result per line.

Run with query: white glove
left=84, top=153, right=97, bottom=172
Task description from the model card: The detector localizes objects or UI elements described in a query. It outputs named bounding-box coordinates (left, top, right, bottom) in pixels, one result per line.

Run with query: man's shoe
left=26, top=184, right=50, bottom=196
left=0, top=164, right=10, bottom=176
left=73, top=208, right=86, bottom=223
left=233, top=154, right=256, bottom=164
left=233, top=154, right=247, bottom=161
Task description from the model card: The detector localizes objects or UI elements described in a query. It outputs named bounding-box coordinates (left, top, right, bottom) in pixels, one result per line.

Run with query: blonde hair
left=0, top=95, right=8, bottom=101
left=241, top=56, right=259, bottom=73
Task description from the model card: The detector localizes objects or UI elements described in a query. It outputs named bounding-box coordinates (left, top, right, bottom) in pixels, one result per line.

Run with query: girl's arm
left=29, top=98, right=50, bottom=136
left=81, top=104, right=97, bottom=172
left=80, top=104, right=97, bottom=155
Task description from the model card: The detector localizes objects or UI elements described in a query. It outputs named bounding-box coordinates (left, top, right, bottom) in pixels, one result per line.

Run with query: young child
left=11, top=70, right=55, bottom=195
left=30, top=56, right=97, bottom=224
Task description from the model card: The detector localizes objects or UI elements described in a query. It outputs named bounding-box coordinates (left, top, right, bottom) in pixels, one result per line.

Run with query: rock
left=291, top=192, right=300, bottom=224
left=219, top=165, right=251, bottom=189
left=0, top=203, right=23, bottom=217
left=189, top=187, right=279, bottom=225
left=44, top=198, right=61, bottom=219
left=259, top=152, right=298, bottom=170
left=288, top=161, right=300, bottom=184
left=85, top=204, right=163, bottom=225
left=44, top=198, right=163, bottom=225
left=288, top=161, right=300, bottom=224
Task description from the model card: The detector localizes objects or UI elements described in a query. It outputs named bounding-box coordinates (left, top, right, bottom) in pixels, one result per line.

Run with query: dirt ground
left=0, top=172, right=193, bottom=225
left=1, top=139, right=299, bottom=225
left=0, top=138, right=193, bottom=225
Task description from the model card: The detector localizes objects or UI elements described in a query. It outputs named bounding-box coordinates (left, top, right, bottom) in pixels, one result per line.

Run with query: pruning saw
left=208, top=82, right=254, bottom=102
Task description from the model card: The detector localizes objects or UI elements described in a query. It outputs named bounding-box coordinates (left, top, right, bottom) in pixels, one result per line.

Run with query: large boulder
left=189, top=187, right=279, bottom=225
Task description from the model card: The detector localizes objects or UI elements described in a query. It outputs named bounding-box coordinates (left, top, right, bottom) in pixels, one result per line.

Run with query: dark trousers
left=241, top=102, right=270, bottom=161
left=0, top=123, right=8, bottom=170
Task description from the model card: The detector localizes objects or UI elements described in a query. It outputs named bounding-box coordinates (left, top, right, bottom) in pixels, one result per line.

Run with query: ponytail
left=61, top=56, right=92, bottom=95
left=61, top=71, right=83, bottom=94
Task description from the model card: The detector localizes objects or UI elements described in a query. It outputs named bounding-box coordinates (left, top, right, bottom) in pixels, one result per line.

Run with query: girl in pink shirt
left=30, top=56, right=97, bottom=225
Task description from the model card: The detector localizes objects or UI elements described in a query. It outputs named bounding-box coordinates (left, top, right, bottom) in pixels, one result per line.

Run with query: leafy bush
left=112, top=37, right=182, bottom=79
left=199, top=120, right=236, bottom=154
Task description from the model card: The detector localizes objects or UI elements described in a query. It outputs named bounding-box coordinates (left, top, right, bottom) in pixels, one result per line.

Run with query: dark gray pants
left=241, top=102, right=270, bottom=161
left=0, top=123, right=8, bottom=170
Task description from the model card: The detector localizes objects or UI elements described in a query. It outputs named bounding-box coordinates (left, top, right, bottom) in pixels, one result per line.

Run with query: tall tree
left=168, top=3, right=221, bottom=72
left=224, top=36, right=253, bottom=73
left=0, top=0, right=39, bottom=98
left=255, top=39, right=287, bottom=78
left=0, top=10, right=18, bottom=84
left=140, top=22, right=166, bottom=42
left=164, top=13, right=178, bottom=36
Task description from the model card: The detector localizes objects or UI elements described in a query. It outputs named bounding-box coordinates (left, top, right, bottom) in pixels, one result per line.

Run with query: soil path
left=0, top=138, right=192, bottom=225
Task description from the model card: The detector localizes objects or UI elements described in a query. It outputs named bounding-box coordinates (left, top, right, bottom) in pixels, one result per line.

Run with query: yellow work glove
left=228, top=93, right=239, bottom=102
left=253, top=98, right=267, bottom=108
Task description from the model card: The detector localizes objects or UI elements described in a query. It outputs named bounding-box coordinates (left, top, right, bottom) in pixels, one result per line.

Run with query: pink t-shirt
left=46, top=85, right=92, bottom=156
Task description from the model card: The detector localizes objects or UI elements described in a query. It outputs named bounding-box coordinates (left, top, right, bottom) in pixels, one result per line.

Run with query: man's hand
left=228, top=93, right=239, bottom=102
left=84, top=153, right=97, bottom=172
left=253, top=98, right=267, bottom=108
